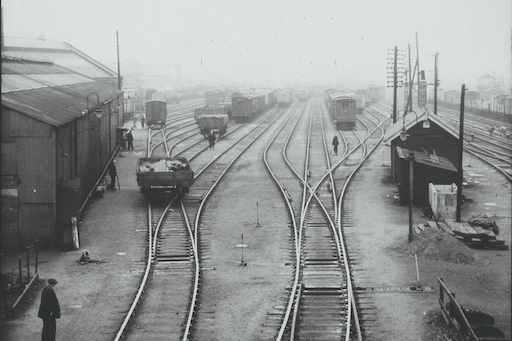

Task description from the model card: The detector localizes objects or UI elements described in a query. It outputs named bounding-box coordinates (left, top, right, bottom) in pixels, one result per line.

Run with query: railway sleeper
left=304, top=261, right=339, bottom=265
left=298, top=329, right=344, bottom=338
left=157, top=255, right=190, bottom=261
left=303, top=290, right=345, bottom=296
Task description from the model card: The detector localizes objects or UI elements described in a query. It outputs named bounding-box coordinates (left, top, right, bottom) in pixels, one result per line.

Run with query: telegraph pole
left=434, top=53, right=439, bottom=115
left=387, top=46, right=403, bottom=183
left=456, top=84, right=466, bottom=222
left=387, top=46, right=402, bottom=124
left=116, top=31, right=121, bottom=90
left=416, top=33, right=421, bottom=107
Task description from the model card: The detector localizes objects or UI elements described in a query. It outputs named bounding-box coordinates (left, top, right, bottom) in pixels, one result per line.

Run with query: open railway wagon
left=136, top=157, right=194, bottom=195
left=145, top=99, right=167, bottom=129
left=194, top=103, right=231, bottom=120
left=327, top=92, right=358, bottom=129
left=196, top=114, right=229, bottom=138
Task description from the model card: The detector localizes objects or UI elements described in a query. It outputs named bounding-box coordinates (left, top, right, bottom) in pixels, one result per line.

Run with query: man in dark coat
left=109, top=160, right=117, bottom=191
left=126, top=130, right=134, bottom=151
left=38, top=278, right=61, bottom=341
left=332, top=134, right=339, bottom=155
left=208, top=130, right=216, bottom=149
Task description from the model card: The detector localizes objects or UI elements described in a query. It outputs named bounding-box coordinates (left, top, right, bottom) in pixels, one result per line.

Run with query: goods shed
left=383, top=110, right=460, bottom=206
left=1, top=56, right=123, bottom=250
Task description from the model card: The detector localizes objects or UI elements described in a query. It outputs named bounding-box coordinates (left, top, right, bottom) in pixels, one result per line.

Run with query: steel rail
left=274, top=100, right=358, bottom=340
left=262, top=105, right=305, bottom=340
left=113, top=200, right=154, bottom=341
left=336, top=115, right=390, bottom=341
left=115, top=123, right=194, bottom=340
left=182, top=108, right=288, bottom=340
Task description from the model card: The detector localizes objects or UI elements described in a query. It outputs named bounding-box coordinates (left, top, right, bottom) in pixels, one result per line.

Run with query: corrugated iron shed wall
left=19, top=203, right=56, bottom=248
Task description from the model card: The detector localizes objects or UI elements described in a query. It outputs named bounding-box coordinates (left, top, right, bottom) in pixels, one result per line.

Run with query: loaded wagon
left=196, top=114, right=229, bottom=138
left=145, top=100, right=167, bottom=129
left=136, top=157, right=194, bottom=195
left=194, top=104, right=231, bottom=120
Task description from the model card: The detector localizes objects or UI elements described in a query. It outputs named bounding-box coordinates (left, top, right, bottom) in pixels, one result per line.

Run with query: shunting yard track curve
left=114, top=98, right=394, bottom=340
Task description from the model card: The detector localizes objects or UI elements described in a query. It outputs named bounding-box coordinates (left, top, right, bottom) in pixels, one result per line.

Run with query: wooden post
left=408, top=150, right=414, bottom=242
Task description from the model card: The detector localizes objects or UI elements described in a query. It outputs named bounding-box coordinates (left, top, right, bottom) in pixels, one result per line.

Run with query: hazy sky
left=2, top=0, right=511, bottom=90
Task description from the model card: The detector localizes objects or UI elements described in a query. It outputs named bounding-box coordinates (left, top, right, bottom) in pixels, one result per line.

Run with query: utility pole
left=434, top=53, right=439, bottom=115
left=387, top=46, right=403, bottom=183
left=387, top=46, right=403, bottom=123
left=456, top=84, right=466, bottom=222
left=416, top=32, right=421, bottom=107
left=408, top=44, right=413, bottom=112
left=116, top=31, right=121, bottom=90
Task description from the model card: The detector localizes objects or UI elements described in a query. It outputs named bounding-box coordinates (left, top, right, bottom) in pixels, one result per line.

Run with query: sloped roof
left=383, top=109, right=459, bottom=144
left=396, top=147, right=457, bottom=172
left=1, top=57, right=122, bottom=127
left=3, top=37, right=117, bottom=79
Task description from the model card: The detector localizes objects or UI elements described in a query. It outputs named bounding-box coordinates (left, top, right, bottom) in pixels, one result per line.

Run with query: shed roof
left=1, top=57, right=122, bottom=127
left=3, top=37, right=117, bottom=79
left=383, top=109, right=459, bottom=144
left=396, top=147, right=457, bottom=172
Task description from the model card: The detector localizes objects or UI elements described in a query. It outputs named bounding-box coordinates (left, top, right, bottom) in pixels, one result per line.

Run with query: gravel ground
left=345, top=146, right=511, bottom=341
left=1, top=118, right=509, bottom=341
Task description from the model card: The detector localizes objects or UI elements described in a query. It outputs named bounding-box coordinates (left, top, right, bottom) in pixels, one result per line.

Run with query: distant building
left=444, top=90, right=461, bottom=105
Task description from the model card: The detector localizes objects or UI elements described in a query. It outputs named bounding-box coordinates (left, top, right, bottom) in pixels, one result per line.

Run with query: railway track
left=261, top=98, right=390, bottom=340
left=114, top=97, right=394, bottom=340
left=115, top=105, right=289, bottom=340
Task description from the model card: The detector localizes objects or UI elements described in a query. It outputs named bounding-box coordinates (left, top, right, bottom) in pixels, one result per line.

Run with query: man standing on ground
left=126, top=130, right=134, bottom=151
left=109, top=160, right=117, bottom=191
left=208, top=130, right=216, bottom=149
left=38, top=278, right=61, bottom=341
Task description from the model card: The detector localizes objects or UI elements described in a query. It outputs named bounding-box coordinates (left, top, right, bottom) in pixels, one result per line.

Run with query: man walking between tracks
left=208, top=130, right=216, bottom=149
left=38, top=278, right=61, bottom=341
left=332, top=134, right=339, bottom=155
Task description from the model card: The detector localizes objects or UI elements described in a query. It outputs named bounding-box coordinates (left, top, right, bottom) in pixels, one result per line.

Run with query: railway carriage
left=356, top=89, right=369, bottom=106
left=145, top=99, right=168, bottom=129
left=297, top=89, right=309, bottom=102
left=276, top=88, right=293, bottom=107
left=328, top=92, right=357, bottom=129
left=346, top=92, right=366, bottom=114
left=204, top=90, right=225, bottom=105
